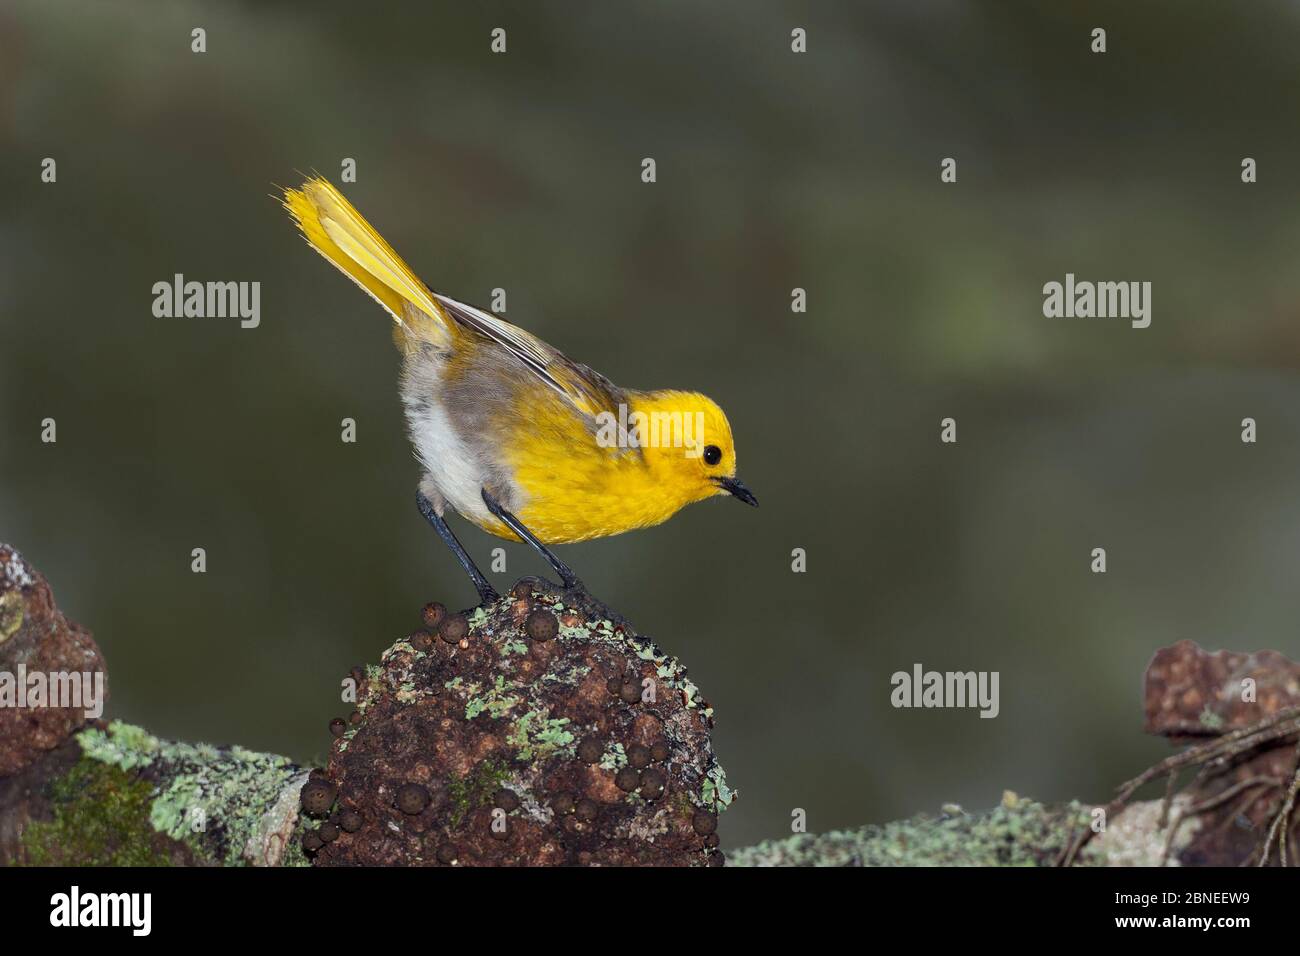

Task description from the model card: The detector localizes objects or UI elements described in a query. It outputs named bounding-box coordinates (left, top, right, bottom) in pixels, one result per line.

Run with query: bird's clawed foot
left=480, top=488, right=588, bottom=596
left=417, top=488, right=598, bottom=609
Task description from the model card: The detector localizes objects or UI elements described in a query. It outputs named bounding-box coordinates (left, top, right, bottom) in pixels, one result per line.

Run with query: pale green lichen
left=74, top=721, right=311, bottom=867
left=600, top=742, right=628, bottom=770
left=1199, top=707, right=1226, bottom=731
left=78, top=721, right=161, bottom=770
left=641, top=644, right=711, bottom=716
left=506, top=711, right=574, bottom=761
left=700, top=764, right=735, bottom=809
left=728, top=795, right=1101, bottom=867
left=559, top=621, right=595, bottom=641
left=534, top=719, right=575, bottom=755
left=465, top=674, right=521, bottom=720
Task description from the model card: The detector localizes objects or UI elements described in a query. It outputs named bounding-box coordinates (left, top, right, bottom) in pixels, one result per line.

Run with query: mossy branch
left=3, top=541, right=1296, bottom=867
left=4, top=723, right=310, bottom=866
left=5, top=723, right=1187, bottom=866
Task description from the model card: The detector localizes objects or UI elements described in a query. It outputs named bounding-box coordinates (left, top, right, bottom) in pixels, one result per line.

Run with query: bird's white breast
left=400, top=353, right=495, bottom=525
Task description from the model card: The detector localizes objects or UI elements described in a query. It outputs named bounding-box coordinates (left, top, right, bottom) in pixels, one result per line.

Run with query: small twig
left=1052, top=819, right=1079, bottom=868
left=1258, top=741, right=1300, bottom=867
left=1116, top=707, right=1300, bottom=804
left=1072, top=707, right=1300, bottom=866
left=1210, top=780, right=1283, bottom=836
left=1158, top=770, right=1179, bottom=829
left=1160, top=776, right=1279, bottom=866
left=1058, top=816, right=1095, bottom=868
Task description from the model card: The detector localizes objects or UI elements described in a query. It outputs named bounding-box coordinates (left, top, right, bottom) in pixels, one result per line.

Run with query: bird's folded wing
left=434, top=293, right=623, bottom=419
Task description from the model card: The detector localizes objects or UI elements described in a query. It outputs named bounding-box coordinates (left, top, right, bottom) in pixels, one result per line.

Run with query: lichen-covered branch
left=1, top=721, right=1208, bottom=867
left=727, top=792, right=1202, bottom=867
left=3, top=541, right=1297, bottom=867
left=3, top=722, right=311, bottom=866
left=0, top=544, right=732, bottom=866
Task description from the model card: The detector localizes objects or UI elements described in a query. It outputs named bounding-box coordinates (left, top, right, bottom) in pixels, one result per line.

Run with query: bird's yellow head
left=624, top=389, right=758, bottom=511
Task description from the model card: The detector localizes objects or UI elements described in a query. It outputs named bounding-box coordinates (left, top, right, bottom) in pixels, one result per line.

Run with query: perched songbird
left=282, top=177, right=756, bottom=602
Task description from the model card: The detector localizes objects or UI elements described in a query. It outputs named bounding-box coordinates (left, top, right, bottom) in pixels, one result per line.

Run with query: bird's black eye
left=703, top=445, right=722, bottom=466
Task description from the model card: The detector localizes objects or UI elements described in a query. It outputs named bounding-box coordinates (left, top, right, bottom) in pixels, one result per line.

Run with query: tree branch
left=3, top=542, right=1296, bottom=866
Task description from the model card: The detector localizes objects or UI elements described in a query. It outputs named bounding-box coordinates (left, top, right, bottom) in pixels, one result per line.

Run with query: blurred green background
left=5, top=0, right=1300, bottom=851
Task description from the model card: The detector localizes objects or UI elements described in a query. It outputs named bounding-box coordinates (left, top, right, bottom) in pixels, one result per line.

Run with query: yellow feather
left=281, top=177, right=452, bottom=352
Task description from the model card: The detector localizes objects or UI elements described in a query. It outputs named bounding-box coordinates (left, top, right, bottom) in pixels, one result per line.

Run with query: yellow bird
left=282, top=177, right=756, bottom=602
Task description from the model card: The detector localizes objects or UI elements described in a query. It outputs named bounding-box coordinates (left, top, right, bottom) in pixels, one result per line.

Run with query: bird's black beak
left=714, top=476, right=759, bottom=507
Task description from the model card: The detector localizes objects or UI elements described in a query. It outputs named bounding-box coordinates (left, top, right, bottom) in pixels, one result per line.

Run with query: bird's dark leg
left=417, top=491, right=500, bottom=604
left=481, top=488, right=585, bottom=593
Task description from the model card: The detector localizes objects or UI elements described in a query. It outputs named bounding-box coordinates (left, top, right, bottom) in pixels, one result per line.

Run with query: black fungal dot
left=422, top=602, right=447, bottom=629
left=439, top=613, right=469, bottom=644
left=526, top=608, right=558, bottom=642
left=396, top=783, right=430, bottom=815
left=576, top=798, right=599, bottom=822
left=692, top=810, right=717, bottom=835
left=627, top=743, right=651, bottom=769
left=577, top=737, right=603, bottom=764
left=329, top=718, right=347, bottom=738
left=319, top=822, right=340, bottom=843
left=495, top=788, right=520, bottom=812
left=300, top=779, right=338, bottom=818
left=619, top=681, right=641, bottom=704
left=615, top=767, right=641, bottom=793
left=650, top=740, right=670, bottom=762
left=436, top=842, right=458, bottom=864
left=552, top=792, right=576, bottom=815
left=639, top=768, right=666, bottom=800
left=339, top=809, right=363, bottom=833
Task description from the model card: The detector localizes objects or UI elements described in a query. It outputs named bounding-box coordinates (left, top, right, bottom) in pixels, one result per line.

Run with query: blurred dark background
left=5, top=0, right=1300, bottom=850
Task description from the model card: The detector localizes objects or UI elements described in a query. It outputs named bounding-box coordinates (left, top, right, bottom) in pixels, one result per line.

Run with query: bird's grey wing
left=433, top=292, right=623, bottom=418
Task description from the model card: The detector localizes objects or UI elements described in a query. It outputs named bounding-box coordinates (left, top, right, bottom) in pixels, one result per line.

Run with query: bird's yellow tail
left=281, top=176, right=452, bottom=352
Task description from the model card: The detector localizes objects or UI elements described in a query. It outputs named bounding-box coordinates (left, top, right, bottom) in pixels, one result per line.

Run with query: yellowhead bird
left=282, top=177, right=756, bottom=602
